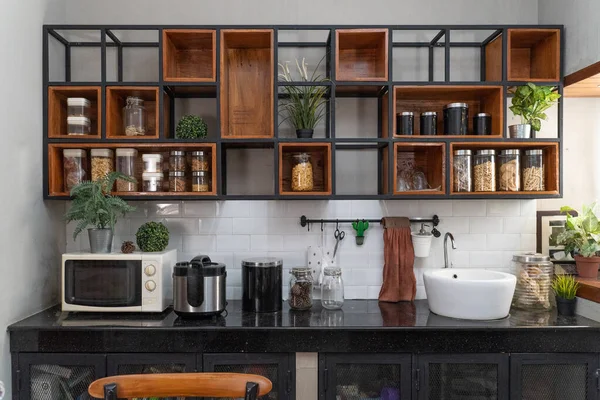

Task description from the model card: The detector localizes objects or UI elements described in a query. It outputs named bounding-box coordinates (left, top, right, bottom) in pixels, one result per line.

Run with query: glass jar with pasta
left=473, top=149, right=496, bottom=192
left=498, top=149, right=520, bottom=191
left=523, top=149, right=545, bottom=191
left=291, top=153, right=314, bottom=192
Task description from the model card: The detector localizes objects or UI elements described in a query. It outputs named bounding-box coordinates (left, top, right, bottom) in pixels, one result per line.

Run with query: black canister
left=473, top=113, right=492, bottom=135
left=242, top=257, right=283, bottom=313
left=396, top=112, right=414, bottom=135
left=420, top=112, right=437, bottom=135
left=443, top=102, right=469, bottom=135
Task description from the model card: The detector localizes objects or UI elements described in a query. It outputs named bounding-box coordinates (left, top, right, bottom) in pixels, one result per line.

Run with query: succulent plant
left=136, top=221, right=170, bottom=252
left=352, top=220, right=370, bottom=245
left=175, top=115, right=208, bottom=139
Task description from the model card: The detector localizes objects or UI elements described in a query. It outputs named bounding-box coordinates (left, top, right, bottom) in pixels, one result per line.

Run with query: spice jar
left=169, top=151, right=186, bottom=172
left=115, top=148, right=138, bottom=192
left=420, top=111, right=437, bottom=135
left=523, top=149, right=545, bottom=191
left=291, top=153, right=314, bottom=192
left=123, top=96, right=146, bottom=136
left=512, top=253, right=554, bottom=310
left=142, top=154, right=163, bottom=173
left=473, top=113, right=492, bottom=135
left=453, top=150, right=472, bottom=192
left=443, top=102, right=469, bottom=135
left=190, top=151, right=210, bottom=172
left=498, top=149, right=521, bottom=192
left=473, top=149, right=496, bottom=192
left=67, top=97, right=91, bottom=118
left=321, top=267, right=344, bottom=310
left=191, top=171, right=210, bottom=192
left=90, top=149, right=114, bottom=182
left=63, top=149, right=87, bottom=192
left=396, top=112, right=414, bottom=135
left=169, top=171, right=186, bottom=192
left=142, top=172, right=163, bottom=192
left=288, top=267, right=313, bottom=310
left=67, top=117, right=91, bottom=135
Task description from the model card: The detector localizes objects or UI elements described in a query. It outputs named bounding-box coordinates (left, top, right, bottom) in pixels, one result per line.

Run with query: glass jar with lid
left=63, top=149, right=87, bottom=192
left=67, top=97, right=91, bottom=118
left=67, top=117, right=91, bottom=135
left=291, top=153, right=314, bottom=192
left=523, top=149, right=545, bottom=191
left=512, top=253, right=554, bottom=310
left=123, top=96, right=146, bottom=136
left=321, top=267, right=344, bottom=310
left=115, top=148, right=138, bottom=192
left=473, top=149, right=496, bottom=192
left=90, top=148, right=114, bottom=182
left=498, top=149, right=521, bottom=192
left=142, top=172, right=163, bottom=192
left=191, top=171, right=210, bottom=192
left=190, top=151, right=210, bottom=172
left=453, top=150, right=472, bottom=192
left=169, top=151, right=186, bottom=172
left=288, top=267, right=313, bottom=310
left=169, top=171, right=186, bottom=192
left=142, top=154, right=163, bottom=173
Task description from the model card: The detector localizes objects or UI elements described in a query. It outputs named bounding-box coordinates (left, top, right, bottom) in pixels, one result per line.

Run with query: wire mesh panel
left=117, top=363, right=188, bottom=400
left=520, top=364, right=588, bottom=400
left=30, top=364, right=95, bottom=400
left=335, top=363, right=401, bottom=399
left=428, top=363, right=498, bottom=400
left=211, top=364, right=280, bottom=400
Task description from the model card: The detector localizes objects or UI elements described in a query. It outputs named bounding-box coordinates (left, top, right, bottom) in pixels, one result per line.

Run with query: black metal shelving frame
left=43, top=24, right=564, bottom=201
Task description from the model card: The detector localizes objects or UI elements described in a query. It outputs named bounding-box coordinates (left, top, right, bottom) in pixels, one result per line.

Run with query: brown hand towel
left=378, top=217, right=416, bottom=302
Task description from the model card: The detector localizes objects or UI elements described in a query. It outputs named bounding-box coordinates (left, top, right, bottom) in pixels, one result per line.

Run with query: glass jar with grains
left=523, top=149, right=545, bottom=191
left=63, top=149, right=87, bottom=192
left=453, top=150, right=472, bottom=192
left=291, top=153, right=314, bottom=192
left=90, top=148, right=114, bottom=182
left=512, top=253, right=554, bottom=310
left=169, top=150, right=186, bottom=172
left=191, top=171, right=210, bottom=192
left=123, top=96, right=146, bottom=136
left=115, top=148, right=138, bottom=192
left=473, top=149, right=496, bottom=192
left=190, top=151, right=210, bottom=172
left=288, top=267, right=313, bottom=310
left=169, top=171, right=186, bottom=192
left=498, top=149, right=520, bottom=191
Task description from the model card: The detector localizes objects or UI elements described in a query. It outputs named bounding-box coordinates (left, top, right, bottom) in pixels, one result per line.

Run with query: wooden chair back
left=88, top=372, right=272, bottom=400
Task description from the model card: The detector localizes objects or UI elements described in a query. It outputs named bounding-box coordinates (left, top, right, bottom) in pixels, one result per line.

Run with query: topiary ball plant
left=176, top=115, right=208, bottom=139
left=136, top=221, right=170, bottom=252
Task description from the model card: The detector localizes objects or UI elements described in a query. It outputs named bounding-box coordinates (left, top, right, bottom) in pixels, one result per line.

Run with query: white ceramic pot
left=412, top=233, right=433, bottom=258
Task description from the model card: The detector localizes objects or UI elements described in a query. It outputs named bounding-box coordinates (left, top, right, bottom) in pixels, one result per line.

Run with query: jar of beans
left=498, top=149, right=521, bottom=191
left=169, top=150, right=186, bottom=172
left=191, top=171, right=210, bottom=192
left=169, top=171, right=186, bottom=192
left=288, top=267, right=313, bottom=310
left=90, top=149, right=114, bottom=182
left=473, top=149, right=496, bottom=192
left=523, top=149, right=545, bottom=191
left=190, top=151, right=210, bottom=172
left=291, top=153, right=314, bottom=192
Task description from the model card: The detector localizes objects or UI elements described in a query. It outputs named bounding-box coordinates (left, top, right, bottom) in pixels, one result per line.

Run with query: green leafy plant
left=509, top=83, right=561, bottom=132
left=279, top=57, right=329, bottom=130
left=136, top=221, right=170, bottom=252
left=557, top=203, right=600, bottom=257
left=65, top=172, right=136, bottom=240
left=352, top=220, right=369, bottom=237
left=552, top=274, right=580, bottom=300
left=176, top=115, right=208, bottom=139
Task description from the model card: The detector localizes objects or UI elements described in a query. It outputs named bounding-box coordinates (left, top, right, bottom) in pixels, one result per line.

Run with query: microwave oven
left=62, top=250, right=177, bottom=312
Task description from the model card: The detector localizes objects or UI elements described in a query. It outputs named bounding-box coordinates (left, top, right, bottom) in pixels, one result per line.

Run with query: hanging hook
left=321, top=220, right=324, bottom=231
left=336, top=219, right=339, bottom=230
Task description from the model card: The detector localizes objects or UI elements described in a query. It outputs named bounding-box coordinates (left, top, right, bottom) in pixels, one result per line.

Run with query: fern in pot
left=279, top=57, right=329, bottom=139
left=509, top=83, right=561, bottom=138
left=65, top=172, right=136, bottom=253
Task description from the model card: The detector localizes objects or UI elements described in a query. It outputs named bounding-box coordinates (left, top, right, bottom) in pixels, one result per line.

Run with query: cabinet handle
left=286, top=369, right=292, bottom=394
left=596, top=368, right=600, bottom=391
left=323, top=368, right=328, bottom=392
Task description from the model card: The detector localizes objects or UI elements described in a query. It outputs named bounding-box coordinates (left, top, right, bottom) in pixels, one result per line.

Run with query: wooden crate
left=336, top=29, right=388, bottom=81
left=106, top=86, right=168, bottom=139
left=163, top=29, right=216, bottom=82
left=393, top=142, right=445, bottom=195
left=279, top=143, right=332, bottom=195
left=220, top=29, right=274, bottom=138
left=508, top=29, right=560, bottom=82
left=48, top=86, right=101, bottom=139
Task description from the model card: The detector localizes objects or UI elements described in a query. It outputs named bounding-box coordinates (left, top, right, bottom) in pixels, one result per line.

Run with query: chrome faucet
left=444, top=232, right=456, bottom=268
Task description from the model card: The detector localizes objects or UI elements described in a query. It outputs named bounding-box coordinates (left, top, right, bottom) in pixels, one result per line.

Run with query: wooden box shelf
left=106, top=86, right=168, bottom=139
left=220, top=29, right=274, bottom=138
left=449, top=141, right=559, bottom=196
left=279, top=143, right=332, bottom=195
left=163, top=29, right=216, bottom=82
left=393, top=142, right=445, bottom=195
left=336, top=29, right=388, bottom=81
left=392, top=86, right=503, bottom=137
left=508, top=29, right=560, bottom=82
left=48, top=86, right=101, bottom=139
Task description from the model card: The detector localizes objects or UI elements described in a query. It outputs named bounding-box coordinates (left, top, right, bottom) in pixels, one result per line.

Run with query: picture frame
left=536, top=210, right=578, bottom=262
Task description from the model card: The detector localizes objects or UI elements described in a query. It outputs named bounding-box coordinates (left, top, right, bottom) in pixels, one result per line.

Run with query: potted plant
left=552, top=274, right=580, bottom=316
left=557, top=203, right=600, bottom=279
left=279, top=57, right=329, bottom=139
left=175, top=115, right=208, bottom=139
left=352, top=220, right=369, bottom=245
left=136, top=221, right=170, bottom=252
left=65, top=172, right=136, bottom=253
left=508, top=83, right=561, bottom=138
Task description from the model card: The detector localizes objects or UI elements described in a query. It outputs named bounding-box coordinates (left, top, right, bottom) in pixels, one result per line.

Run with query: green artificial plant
left=557, top=203, right=600, bottom=257
left=136, top=221, right=170, bottom=252
left=551, top=274, right=580, bottom=300
left=175, top=115, right=208, bottom=139
left=352, top=220, right=369, bottom=245
left=509, top=83, right=561, bottom=132
left=65, top=172, right=136, bottom=240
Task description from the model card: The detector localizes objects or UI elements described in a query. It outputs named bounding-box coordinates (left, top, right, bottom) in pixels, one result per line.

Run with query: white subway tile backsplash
left=520, top=234, right=537, bottom=251
left=453, top=233, right=487, bottom=251
left=367, top=286, right=381, bottom=299
left=267, top=218, right=301, bottom=235
left=345, top=286, right=368, bottom=299
left=199, top=218, right=232, bottom=235
left=163, top=218, right=200, bottom=235
left=282, top=235, right=321, bottom=251
left=453, top=200, right=486, bottom=216
left=183, top=202, right=217, bottom=217
left=216, top=201, right=251, bottom=218
left=439, top=217, right=470, bottom=234
left=503, top=217, right=536, bottom=234
left=182, top=235, right=216, bottom=253
left=382, top=200, right=420, bottom=217
left=469, top=251, right=504, bottom=267
left=418, top=200, right=453, bottom=217
left=487, top=200, right=521, bottom=216
left=250, top=235, right=284, bottom=251
left=470, top=217, right=503, bottom=234
left=217, top=235, right=250, bottom=251
left=520, top=200, right=537, bottom=217
left=233, top=218, right=269, bottom=234
left=486, top=234, right=521, bottom=251
left=339, top=252, right=371, bottom=268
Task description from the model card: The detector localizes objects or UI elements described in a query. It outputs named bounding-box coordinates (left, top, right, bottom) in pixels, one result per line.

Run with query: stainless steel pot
left=508, top=124, right=532, bottom=138
left=88, top=228, right=113, bottom=253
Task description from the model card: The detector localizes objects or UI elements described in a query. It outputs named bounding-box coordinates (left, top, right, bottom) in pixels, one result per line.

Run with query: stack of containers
left=169, top=150, right=186, bottom=192
left=142, top=154, right=163, bottom=192
left=67, top=98, right=91, bottom=135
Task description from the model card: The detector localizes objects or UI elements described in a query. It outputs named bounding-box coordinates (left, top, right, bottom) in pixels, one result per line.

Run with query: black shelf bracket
left=300, top=215, right=441, bottom=237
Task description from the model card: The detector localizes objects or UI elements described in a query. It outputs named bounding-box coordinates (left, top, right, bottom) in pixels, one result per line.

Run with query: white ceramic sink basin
left=423, top=269, right=517, bottom=320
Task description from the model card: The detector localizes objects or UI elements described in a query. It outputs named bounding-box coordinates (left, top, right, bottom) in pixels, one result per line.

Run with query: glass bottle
left=473, top=149, right=496, bottom=192
left=123, top=96, right=146, bottom=136
left=498, top=149, right=521, bottom=192
left=288, top=267, right=313, bottom=310
left=523, top=149, right=545, bottom=191
left=321, top=267, right=344, bottom=310
left=291, top=153, right=313, bottom=192
left=453, top=150, right=472, bottom=192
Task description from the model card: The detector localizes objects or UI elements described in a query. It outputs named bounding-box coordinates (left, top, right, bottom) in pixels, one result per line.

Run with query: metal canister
left=396, top=112, right=414, bottom=135
left=473, top=112, right=492, bottom=135
left=443, top=102, right=469, bottom=135
left=242, top=257, right=283, bottom=313
left=420, top=111, right=437, bottom=135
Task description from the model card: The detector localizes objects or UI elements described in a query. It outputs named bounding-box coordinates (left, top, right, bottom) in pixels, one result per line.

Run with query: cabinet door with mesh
left=319, top=353, right=412, bottom=400
left=203, top=353, right=295, bottom=400
left=18, top=353, right=106, bottom=400
left=510, top=353, right=597, bottom=400
left=417, top=354, right=509, bottom=400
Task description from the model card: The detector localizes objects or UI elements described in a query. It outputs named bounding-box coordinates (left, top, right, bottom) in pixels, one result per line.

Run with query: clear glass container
left=473, top=149, right=496, bottom=192
left=453, top=150, right=472, bottom=192
left=90, top=148, right=114, bottom=182
left=142, top=154, right=163, bottom=173
left=169, top=150, right=186, bottom=172
left=523, top=149, right=545, bottom=191
left=63, top=149, right=87, bottom=192
left=67, top=117, right=91, bottom=135
left=321, top=267, right=344, bottom=310
left=169, top=171, right=186, bottom=192
left=288, top=267, right=313, bottom=310
left=142, top=172, right=163, bottom=192
left=115, top=148, right=138, bottom=192
left=191, top=171, right=210, bottom=192
left=498, top=149, right=521, bottom=192
left=190, top=151, right=210, bottom=172
left=67, top=97, right=91, bottom=118
left=123, top=96, right=146, bottom=136
left=512, top=253, right=554, bottom=310
left=291, top=153, right=314, bottom=192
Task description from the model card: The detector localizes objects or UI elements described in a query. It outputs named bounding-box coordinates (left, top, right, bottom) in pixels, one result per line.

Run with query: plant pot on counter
left=556, top=297, right=577, bottom=316
left=574, top=255, right=600, bottom=279
left=88, top=228, right=113, bottom=253
left=296, top=129, right=314, bottom=139
left=508, top=124, right=532, bottom=139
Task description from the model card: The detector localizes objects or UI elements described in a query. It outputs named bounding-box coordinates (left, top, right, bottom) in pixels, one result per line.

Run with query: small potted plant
left=175, top=115, right=208, bottom=139
left=552, top=274, right=580, bottom=316
left=509, top=83, right=561, bottom=138
left=352, top=220, right=369, bottom=245
left=136, top=221, right=170, bottom=252
left=558, top=203, right=600, bottom=279
left=279, top=57, right=329, bottom=139
left=65, top=172, right=136, bottom=253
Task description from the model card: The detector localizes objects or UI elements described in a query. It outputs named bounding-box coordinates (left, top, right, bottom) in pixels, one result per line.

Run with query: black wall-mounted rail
left=300, top=215, right=441, bottom=237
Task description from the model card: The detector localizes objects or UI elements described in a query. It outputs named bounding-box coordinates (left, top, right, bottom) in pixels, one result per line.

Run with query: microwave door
left=64, top=260, right=142, bottom=307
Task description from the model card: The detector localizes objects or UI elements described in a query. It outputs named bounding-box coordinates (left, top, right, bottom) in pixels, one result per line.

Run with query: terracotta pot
left=574, top=255, right=600, bottom=279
